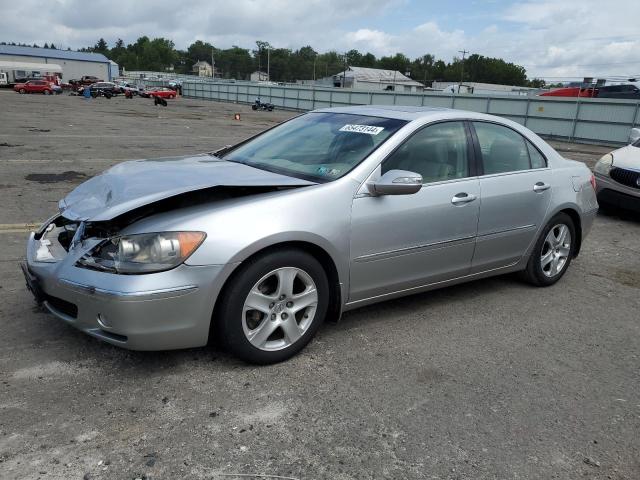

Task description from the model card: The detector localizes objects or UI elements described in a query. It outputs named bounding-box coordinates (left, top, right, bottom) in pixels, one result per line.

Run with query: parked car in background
left=595, top=84, right=640, bottom=100
left=539, top=86, right=597, bottom=97
left=594, top=128, right=640, bottom=212
left=114, top=80, right=138, bottom=94
left=13, top=80, right=54, bottom=95
left=80, top=82, right=120, bottom=97
left=69, top=75, right=102, bottom=87
left=141, top=87, right=177, bottom=99
left=22, top=106, right=598, bottom=364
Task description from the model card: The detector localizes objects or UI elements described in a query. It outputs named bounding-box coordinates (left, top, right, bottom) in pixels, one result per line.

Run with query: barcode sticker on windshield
left=339, top=124, right=385, bottom=135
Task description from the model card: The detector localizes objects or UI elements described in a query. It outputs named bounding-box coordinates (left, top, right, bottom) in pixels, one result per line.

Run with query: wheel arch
left=208, top=239, right=344, bottom=344
left=548, top=206, right=583, bottom=257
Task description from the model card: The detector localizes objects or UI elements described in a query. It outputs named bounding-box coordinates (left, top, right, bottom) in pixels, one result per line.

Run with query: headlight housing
left=76, top=231, right=206, bottom=274
left=594, top=153, right=613, bottom=176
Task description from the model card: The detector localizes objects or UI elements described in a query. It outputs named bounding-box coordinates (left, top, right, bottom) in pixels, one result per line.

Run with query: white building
left=250, top=71, right=269, bottom=82
left=327, top=66, right=425, bottom=92
left=192, top=60, right=213, bottom=77
left=0, top=45, right=115, bottom=81
left=432, top=81, right=537, bottom=96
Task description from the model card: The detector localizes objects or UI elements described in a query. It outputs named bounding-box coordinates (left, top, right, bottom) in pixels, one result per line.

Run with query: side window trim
left=468, top=120, right=549, bottom=176
left=380, top=119, right=477, bottom=184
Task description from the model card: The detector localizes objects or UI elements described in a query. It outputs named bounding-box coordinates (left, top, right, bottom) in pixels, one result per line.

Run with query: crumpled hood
left=59, top=154, right=315, bottom=221
left=612, top=144, right=640, bottom=170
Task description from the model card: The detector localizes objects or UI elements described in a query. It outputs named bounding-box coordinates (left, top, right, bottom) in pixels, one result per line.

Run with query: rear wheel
left=217, top=249, right=329, bottom=364
left=520, top=212, right=576, bottom=287
left=43, top=89, right=51, bottom=95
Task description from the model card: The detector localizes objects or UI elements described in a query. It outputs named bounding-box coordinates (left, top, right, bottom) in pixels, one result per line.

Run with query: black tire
left=520, top=212, right=576, bottom=287
left=251, top=104, right=258, bottom=110
left=216, top=249, right=329, bottom=364
left=19, top=88, right=26, bottom=94
left=43, top=89, right=51, bottom=95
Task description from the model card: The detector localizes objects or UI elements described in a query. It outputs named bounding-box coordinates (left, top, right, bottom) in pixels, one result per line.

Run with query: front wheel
left=217, top=249, right=329, bottom=364
left=520, top=213, right=576, bottom=287
left=19, top=88, right=26, bottom=94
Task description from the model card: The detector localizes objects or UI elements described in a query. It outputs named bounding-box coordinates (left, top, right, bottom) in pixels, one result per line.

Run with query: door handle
left=533, top=182, right=550, bottom=192
left=451, top=193, right=477, bottom=205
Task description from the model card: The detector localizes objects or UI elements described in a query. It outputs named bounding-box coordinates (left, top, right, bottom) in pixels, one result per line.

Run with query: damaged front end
left=34, top=184, right=302, bottom=272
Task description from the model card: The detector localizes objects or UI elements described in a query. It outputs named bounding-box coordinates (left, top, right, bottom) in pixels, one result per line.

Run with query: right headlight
left=594, top=153, right=613, bottom=176
left=76, top=231, right=206, bottom=274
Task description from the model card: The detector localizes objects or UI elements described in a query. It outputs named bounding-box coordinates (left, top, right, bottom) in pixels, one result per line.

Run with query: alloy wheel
left=242, top=267, right=318, bottom=351
left=540, top=224, right=572, bottom=277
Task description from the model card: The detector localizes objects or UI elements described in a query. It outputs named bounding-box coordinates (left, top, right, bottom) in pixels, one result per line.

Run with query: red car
left=14, top=80, right=54, bottom=95
left=145, top=87, right=177, bottom=99
left=540, top=86, right=597, bottom=98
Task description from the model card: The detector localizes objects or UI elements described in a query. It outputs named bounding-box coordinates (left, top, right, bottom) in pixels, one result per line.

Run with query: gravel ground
left=0, top=90, right=638, bottom=480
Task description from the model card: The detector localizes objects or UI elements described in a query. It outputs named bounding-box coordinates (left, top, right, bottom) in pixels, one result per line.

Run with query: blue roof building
left=0, top=45, right=117, bottom=81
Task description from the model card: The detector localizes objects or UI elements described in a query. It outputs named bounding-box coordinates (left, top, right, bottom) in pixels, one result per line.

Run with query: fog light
left=97, top=313, right=111, bottom=328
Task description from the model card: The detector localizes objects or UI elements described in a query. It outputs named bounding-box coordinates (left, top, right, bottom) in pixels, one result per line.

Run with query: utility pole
left=267, top=45, right=270, bottom=81
left=423, top=55, right=428, bottom=87
left=211, top=48, right=216, bottom=79
left=458, top=49, right=468, bottom=93
left=342, top=53, right=347, bottom=88
left=313, top=56, right=316, bottom=82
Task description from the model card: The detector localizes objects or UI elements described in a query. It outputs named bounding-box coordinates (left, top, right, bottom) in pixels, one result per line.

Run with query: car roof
left=311, top=104, right=536, bottom=137
left=312, top=104, right=491, bottom=122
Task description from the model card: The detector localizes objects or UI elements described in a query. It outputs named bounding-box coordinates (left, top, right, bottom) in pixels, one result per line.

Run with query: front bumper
left=595, top=174, right=640, bottom=213
left=24, top=232, right=236, bottom=350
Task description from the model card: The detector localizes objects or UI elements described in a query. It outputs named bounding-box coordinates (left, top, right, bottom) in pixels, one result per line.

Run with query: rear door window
left=473, top=122, right=547, bottom=174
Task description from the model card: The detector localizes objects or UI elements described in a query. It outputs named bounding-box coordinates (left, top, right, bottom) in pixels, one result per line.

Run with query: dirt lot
left=0, top=90, right=638, bottom=480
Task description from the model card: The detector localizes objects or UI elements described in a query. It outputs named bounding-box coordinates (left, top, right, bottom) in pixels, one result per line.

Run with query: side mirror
left=367, top=169, right=423, bottom=196
left=630, top=128, right=640, bottom=145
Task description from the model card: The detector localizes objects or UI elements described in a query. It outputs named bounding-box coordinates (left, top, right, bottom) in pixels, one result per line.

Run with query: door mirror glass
left=367, top=170, right=423, bottom=196
left=629, top=128, right=640, bottom=145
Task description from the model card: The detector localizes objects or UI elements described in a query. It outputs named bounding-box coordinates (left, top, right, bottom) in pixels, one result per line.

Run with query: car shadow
left=328, top=273, right=521, bottom=333
left=598, top=207, right=640, bottom=224
left=20, top=272, right=539, bottom=371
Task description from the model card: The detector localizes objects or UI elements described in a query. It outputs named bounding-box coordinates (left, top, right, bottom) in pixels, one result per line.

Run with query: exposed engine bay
left=34, top=185, right=303, bottom=263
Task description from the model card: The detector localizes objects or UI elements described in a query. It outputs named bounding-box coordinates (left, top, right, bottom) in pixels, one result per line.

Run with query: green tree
left=93, top=38, right=108, bottom=55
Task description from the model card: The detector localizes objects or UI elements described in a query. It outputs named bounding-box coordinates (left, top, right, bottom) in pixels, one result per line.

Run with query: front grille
left=44, top=294, right=78, bottom=319
left=610, top=167, right=640, bottom=189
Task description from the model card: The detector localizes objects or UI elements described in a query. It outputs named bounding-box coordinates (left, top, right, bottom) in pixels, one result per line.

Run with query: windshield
left=223, top=112, right=406, bottom=182
left=633, top=138, right=640, bottom=148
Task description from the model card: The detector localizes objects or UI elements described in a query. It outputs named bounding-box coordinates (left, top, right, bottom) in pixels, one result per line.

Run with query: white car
left=594, top=128, right=640, bottom=212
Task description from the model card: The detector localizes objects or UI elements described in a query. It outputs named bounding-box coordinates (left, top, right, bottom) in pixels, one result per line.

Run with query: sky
left=1, top=0, right=640, bottom=81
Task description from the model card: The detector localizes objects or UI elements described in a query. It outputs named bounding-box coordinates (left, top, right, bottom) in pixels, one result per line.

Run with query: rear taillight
left=590, top=174, right=596, bottom=191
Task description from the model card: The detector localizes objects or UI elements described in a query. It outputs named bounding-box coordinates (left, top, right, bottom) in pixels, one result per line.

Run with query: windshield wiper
left=208, top=144, right=233, bottom=158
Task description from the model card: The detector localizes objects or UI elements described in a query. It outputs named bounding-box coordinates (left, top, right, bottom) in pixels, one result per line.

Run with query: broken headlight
left=76, top=232, right=206, bottom=274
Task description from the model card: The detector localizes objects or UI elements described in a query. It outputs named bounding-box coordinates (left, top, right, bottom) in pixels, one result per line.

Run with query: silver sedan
left=22, top=106, right=598, bottom=363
